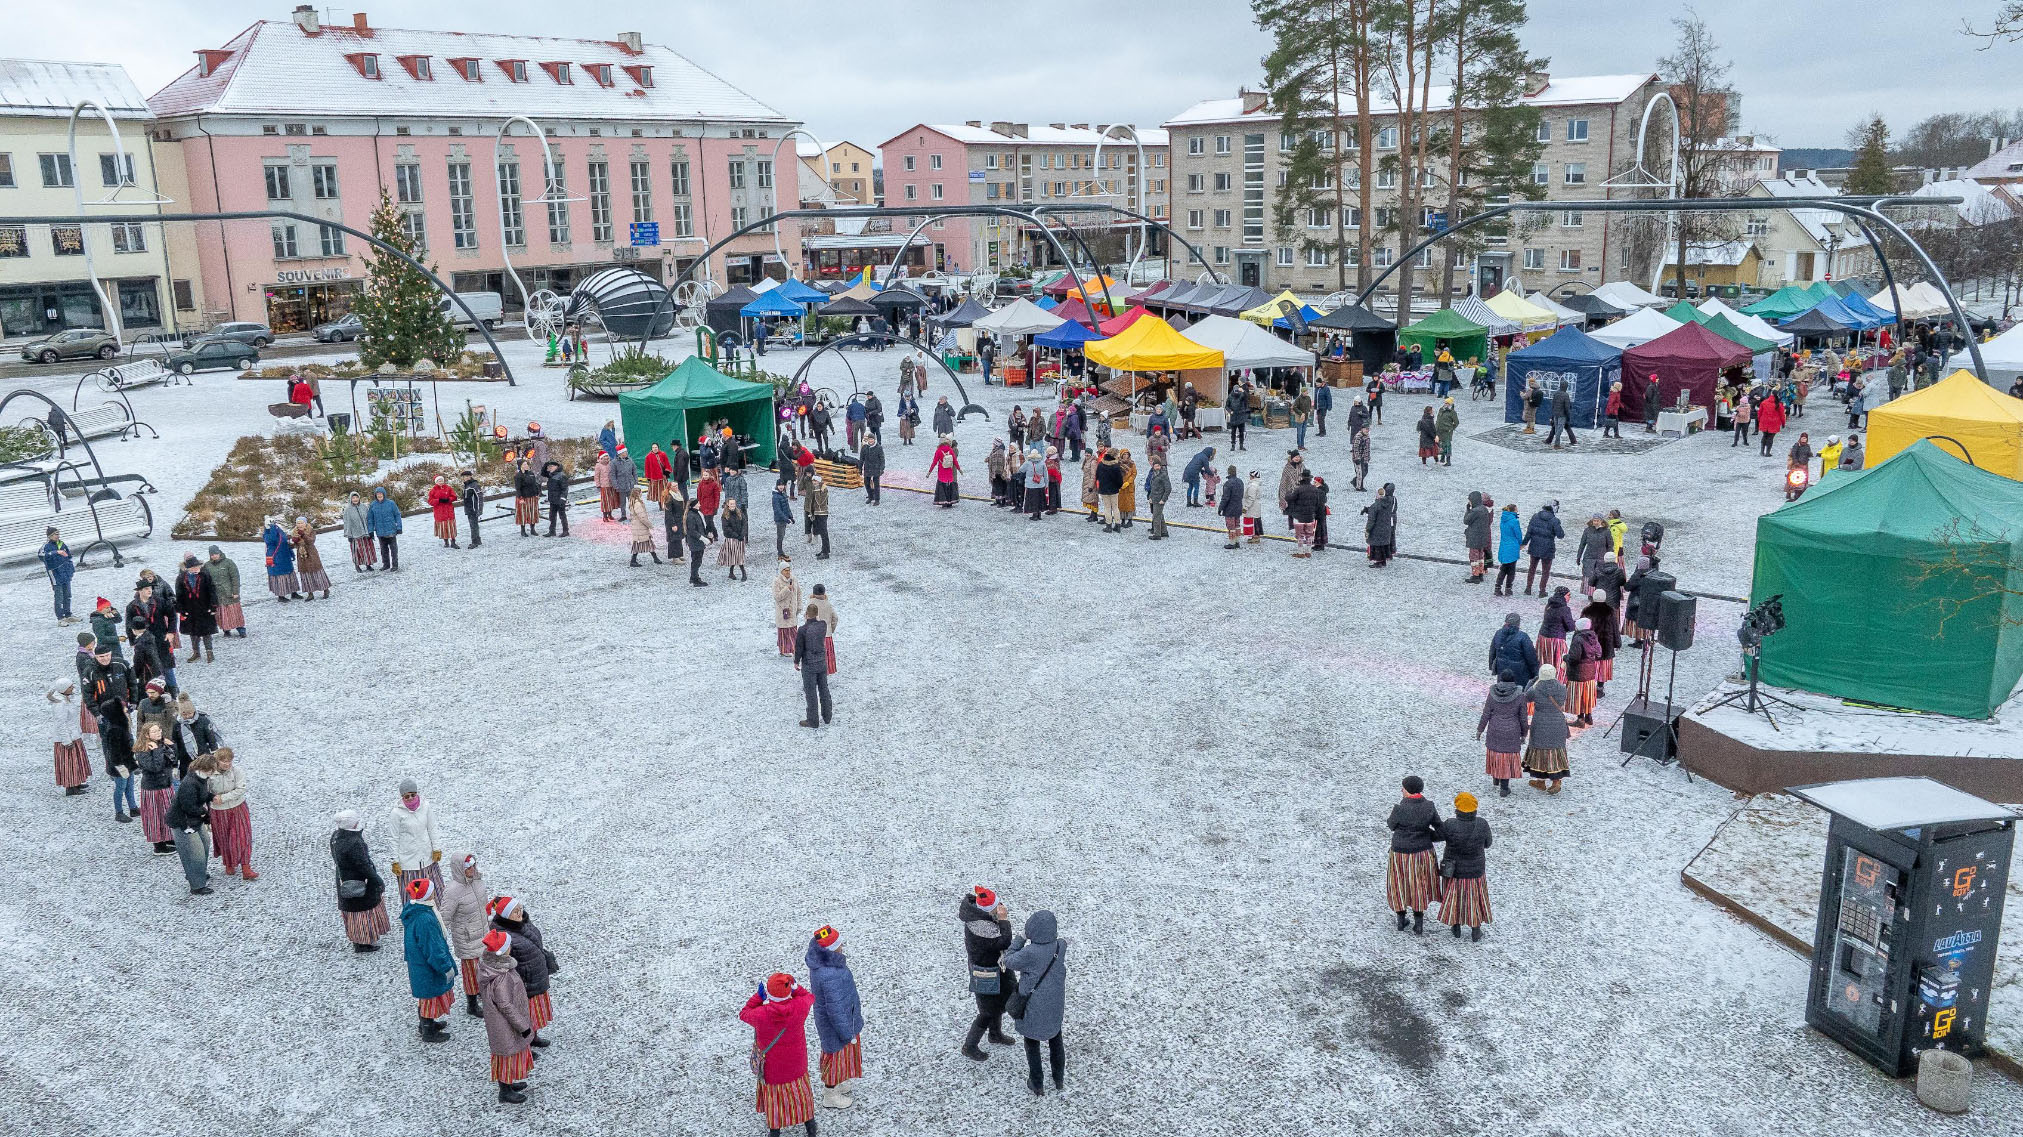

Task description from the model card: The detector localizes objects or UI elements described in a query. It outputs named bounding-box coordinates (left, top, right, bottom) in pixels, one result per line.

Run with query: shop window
left=172, top=279, right=195, bottom=310
left=0, top=225, right=25, bottom=256
left=111, top=223, right=147, bottom=253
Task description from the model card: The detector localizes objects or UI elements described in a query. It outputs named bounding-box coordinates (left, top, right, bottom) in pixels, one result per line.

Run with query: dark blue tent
left=1504, top=326, right=1623, bottom=428
left=1035, top=319, right=1101, bottom=350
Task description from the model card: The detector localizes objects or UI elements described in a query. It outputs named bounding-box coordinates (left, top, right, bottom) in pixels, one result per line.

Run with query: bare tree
left=1657, top=10, right=1744, bottom=297
left=1964, top=2, right=2023, bottom=45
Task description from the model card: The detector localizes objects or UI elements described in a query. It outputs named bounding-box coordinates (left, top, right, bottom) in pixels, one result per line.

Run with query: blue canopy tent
left=1794, top=295, right=1885, bottom=331
left=1272, top=303, right=1325, bottom=331
left=740, top=290, right=807, bottom=318
left=1034, top=296, right=1059, bottom=311
left=1503, top=326, right=1624, bottom=428
left=774, top=278, right=826, bottom=305
left=1836, top=291, right=1894, bottom=326
left=1035, top=319, right=1102, bottom=350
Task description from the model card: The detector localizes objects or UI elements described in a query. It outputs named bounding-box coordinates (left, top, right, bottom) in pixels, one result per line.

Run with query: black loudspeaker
left=1618, top=696, right=1676, bottom=757
left=1636, top=570, right=1676, bottom=621
left=1656, top=590, right=1697, bottom=651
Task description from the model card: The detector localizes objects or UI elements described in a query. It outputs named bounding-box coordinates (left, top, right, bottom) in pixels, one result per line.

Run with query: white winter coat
left=438, top=864, right=491, bottom=960
left=389, top=798, right=441, bottom=868
left=50, top=685, right=80, bottom=746
left=206, top=763, right=247, bottom=810
left=772, top=573, right=802, bottom=630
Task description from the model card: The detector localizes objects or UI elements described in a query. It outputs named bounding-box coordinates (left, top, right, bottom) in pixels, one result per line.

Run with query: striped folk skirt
left=396, top=863, right=444, bottom=898
left=647, top=477, right=668, bottom=504
left=777, top=626, right=795, bottom=656
left=79, top=700, right=98, bottom=735
left=461, top=957, right=481, bottom=997
left=715, top=538, right=746, bottom=567
left=1439, top=875, right=1493, bottom=927
left=599, top=486, right=621, bottom=514
left=756, top=1076, right=816, bottom=1128
left=1385, top=849, right=1442, bottom=912
left=211, top=802, right=252, bottom=870
left=491, top=1047, right=534, bottom=1085
left=139, top=786, right=174, bottom=842
left=1536, top=636, right=1566, bottom=670
left=215, top=601, right=245, bottom=632
left=341, top=900, right=389, bottom=946
left=418, top=990, right=457, bottom=1020
left=349, top=536, right=377, bottom=567
left=1566, top=678, right=1599, bottom=717
left=55, top=740, right=90, bottom=788
left=515, top=496, right=540, bottom=526
left=820, top=1036, right=863, bottom=1087
left=266, top=571, right=300, bottom=598
left=1485, top=749, right=1523, bottom=780
left=631, top=538, right=657, bottom=555
left=434, top=516, right=458, bottom=540
left=528, top=991, right=554, bottom=1030
left=1595, top=656, right=1615, bottom=682
left=1524, top=746, right=1570, bottom=777
left=298, top=567, right=332, bottom=594
left=824, top=636, right=837, bottom=676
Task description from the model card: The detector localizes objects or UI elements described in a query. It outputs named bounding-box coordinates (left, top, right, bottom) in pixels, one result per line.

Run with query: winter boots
left=1412, top=910, right=1425, bottom=936
left=352, top=941, right=380, bottom=953
left=820, top=1083, right=853, bottom=1109
left=419, top=1017, right=448, bottom=1043
left=1395, top=910, right=1409, bottom=931
left=498, top=1082, right=527, bottom=1104
left=467, top=993, right=484, bottom=1018
left=961, top=1023, right=989, bottom=1061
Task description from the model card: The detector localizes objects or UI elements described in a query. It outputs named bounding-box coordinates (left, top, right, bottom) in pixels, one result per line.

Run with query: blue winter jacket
left=1181, top=447, right=1214, bottom=485
left=1490, top=624, right=1540, bottom=686
left=1315, top=384, right=1334, bottom=412
left=1523, top=508, right=1563, bottom=560
left=597, top=424, right=618, bottom=458
left=366, top=490, right=403, bottom=536
left=400, top=901, right=457, bottom=1000
left=804, top=940, right=864, bottom=1052
left=262, top=524, right=295, bottom=575
left=1496, top=510, right=1524, bottom=565
left=40, top=539, right=75, bottom=585
left=771, top=488, right=794, bottom=525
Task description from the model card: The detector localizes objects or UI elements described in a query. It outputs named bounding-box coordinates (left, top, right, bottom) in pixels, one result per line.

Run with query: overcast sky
left=13, top=1, right=2019, bottom=152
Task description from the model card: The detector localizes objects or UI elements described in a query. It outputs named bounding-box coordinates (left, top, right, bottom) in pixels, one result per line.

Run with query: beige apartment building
left=822, top=141, right=877, bottom=205
left=1161, top=74, right=1679, bottom=307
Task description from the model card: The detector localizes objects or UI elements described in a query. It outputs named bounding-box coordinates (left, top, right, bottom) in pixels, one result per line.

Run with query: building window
left=903, top=184, right=916, bottom=201
left=1307, top=246, right=1330, bottom=267
left=1187, top=137, right=1204, bottom=155
left=271, top=222, right=299, bottom=259
left=931, top=183, right=943, bottom=200
left=1376, top=126, right=1399, bottom=150
left=730, top=205, right=747, bottom=228
left=452, top=58, right=481, bottom=81
left=1535, top=120, right=1552, bottom=143
left=1276, top=246, right=1294, bottom=266
left=395, top=163, right=423, bottom=204
left=318, top=224, right=345, bottom=257
left=401, top=209, right=426, bottom=251
left=1187, top=209, right=1204, bottom=230
left=497, top=161, right=525, bottom=246
left=756, top=159, right=773, bottom=189
left=110, top=222, right=147, bottom=253
left=1374, top=206, right=1394, bottom=229
left=448, top=160, right=476, bottom=249
left=929, top=154, right=942, bottom=170
left=1213, top=208, right=1232, bottom=227
left=1213, top=171, right=1232, bottom=191
left=172, top=279, right=194, bottom=309
left=1214, top=135, right=1231, bottom=154
left=1306, top=208, right=1330, bottom=229
left=1564, top=162, right=1586, bottom=185
left=546, top=165, right=570, bottom=245
left=1746, top=215, right=1768, bottom=237
left=502, top=60, right=528, bottom=83
left=1567, top=119, right=1590, bottom=143
left=903, top=155, right=916, bottom=171
left=0, top=225, right=26, bottom=256
left=1561, top=210, right=1584, bottom=228
left=549, top=62, right=571, bottom=85
left=312, top=163, right=339, bottom=200
left=1346, top=207, right=1361, bottom=229
left=1280, top=131, right=1296, bottom=153
left=671, top=202, right=693, bottom=239
left=1213, top=245, right=1229, bottom=264
left=634, top=65, right=653, bottom=87
left=727, top=160, right=746, bottom=190
left=587, top=160, right=612, bottom=242
left=0, top=155, right=14, bottom=187
left=99, top=153, right=136, bottom=188
left=1531, top=162, right=1549, bottom=186
left=984, top=153, right=997, bottom=170
left=669, top=159, right=689, bottom=196
left=1186, top=173, right=1203, bottom=192
left=1376, top=168, right=1397, bottom=189
left=264, top=164, right=290, bottom=200
left=39, top=154, right=74, bottom=188
left=1345, top=245, right=1361, bottom=267
left=1560, top=249, right=1582, bottom=271
left=1518, top=247, right=1543, bottom=271
left=1373, top=246, right=1393, bottom=267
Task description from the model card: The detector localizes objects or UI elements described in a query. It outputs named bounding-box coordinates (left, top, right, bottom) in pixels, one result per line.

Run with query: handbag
left=1005, top=944, right=1059, bottom=1021
left=967, top=967, right=1001, bottom=996
left=750, top=1020, right=792, bottom=1079
left=338, top=879, right=368, bottom=900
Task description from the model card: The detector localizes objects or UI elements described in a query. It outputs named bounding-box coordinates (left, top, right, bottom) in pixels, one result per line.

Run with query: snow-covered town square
left=6, top=3, right=2023, bottom=1135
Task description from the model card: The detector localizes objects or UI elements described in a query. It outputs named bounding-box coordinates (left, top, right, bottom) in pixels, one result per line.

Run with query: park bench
left=0, top=493, right=152, bottom=568
left=94, top=358, right=178, bottom=394
left=0, top=477, right=55, bottom=519
left=34, top=400, right=150, bottom=446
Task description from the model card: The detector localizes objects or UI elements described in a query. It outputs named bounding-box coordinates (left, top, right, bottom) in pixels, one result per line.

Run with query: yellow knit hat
left=1455, top=791, right=1478, bottom=812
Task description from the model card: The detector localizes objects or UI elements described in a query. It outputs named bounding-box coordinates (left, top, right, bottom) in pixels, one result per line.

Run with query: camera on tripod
left=1736, top=594, right=1785, bottom=652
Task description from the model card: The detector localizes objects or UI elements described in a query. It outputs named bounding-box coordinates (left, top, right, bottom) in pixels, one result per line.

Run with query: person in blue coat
left=40, top=526, right=76, bottom=624
left=770, top=485, right=794, bottom=560
left=401, top=877, right=458, bottom=1043
left=366, top=486, right=404, bottom=572
left=1489, top=612, right=1540, bottom=686
left=805, top=925, right=865, bottom=1109
left=1494, top=503, right=1525, bottom=596
left=1181, top=446, right=1216, bottom=507
left=1314, top=380, right=1334, bottom=436
left=262, top=518, right=302, bottom=602
left=596, top=420, right=618, bottom=460
left=1522, top=500, right=1563, bottom=596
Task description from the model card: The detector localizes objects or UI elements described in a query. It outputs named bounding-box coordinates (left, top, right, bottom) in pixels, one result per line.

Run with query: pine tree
left=354, top=189, right=465, bottom=369
left=1844, top=114, right=1894, bottom=195
left=1434, top=0, right=1545, bottom=299
left=1256, top=0, right=1377, bottom=291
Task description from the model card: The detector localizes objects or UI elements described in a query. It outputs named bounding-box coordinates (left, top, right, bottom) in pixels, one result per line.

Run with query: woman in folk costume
left=331, top=810, right=389, bottom=951
left=808, top=584, right=839, bottom=676
left=1475, top=670, right=1529, bottom=799
left=718, top=497, right=750, bottom=580
left=1579, top=588, right=1619, bottom=697
left=204, top=544, right=245, bottom=639
left=262, top=517, right=300, bottom=602
left=478, top=928, right=535, bottom=1103
left=740, top=971, right=817, bottom=1136
left=439, top=852, right=491, bottom=1017
left=389, top=777, right=444, bottom=897
left=1436, top=792, right=1494, bottom=941
left=929, top=435, right=961, bottom=507
left=806, top=925, right=864, bottom=1110
left=206, top=746, right=256, bottom=879
left=627, top=488, right=661, bottom=567
left=772, top=561, right=802, bottom=657
left=1536, top=586, right=1574, bottom=678
left=1116, top=447, right=1139, bottom=529
left=49, top=680, right=89, bottom=794
left=488, top=896, right=559, bottom=1045
left=400, top=877, right=459, bottom=1043
left=644, top=443, right=672, bottom=504
left=291, top=516, right=332, bottom=600
left=340, top=491, right=376, bottom=572
left=426, top=475, right=460, bottom=548
left=512, top=460, right=542, bottom=536
left=594, top=450, right=617, bottom=521
left=174, top=555, right=218, bottom=664
left=1385, top=775, right=1442, bottom=936
left=1523, top=672, right=1573, bottom=794
left=1563, top=616, right=1604, bottom=727
left=135, top=719, right=178, bottom=854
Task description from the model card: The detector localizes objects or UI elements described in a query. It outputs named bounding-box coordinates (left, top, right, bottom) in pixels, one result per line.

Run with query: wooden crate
left=813, top=458, right=863, bottom=489
left=1320, top=359, right=1363, bottom=385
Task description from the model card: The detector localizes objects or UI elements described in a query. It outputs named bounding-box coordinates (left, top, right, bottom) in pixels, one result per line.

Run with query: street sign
left=1430, top=211, right=1448, bottom=233
left=630, top=222, right=660, bottom=247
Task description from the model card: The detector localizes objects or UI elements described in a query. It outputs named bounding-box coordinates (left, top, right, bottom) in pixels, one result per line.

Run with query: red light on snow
left=1787, top=468, right=1809, bottom=489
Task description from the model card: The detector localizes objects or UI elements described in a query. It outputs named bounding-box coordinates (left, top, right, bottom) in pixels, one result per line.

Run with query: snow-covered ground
left=4, top=335, right=2019, bottom=1134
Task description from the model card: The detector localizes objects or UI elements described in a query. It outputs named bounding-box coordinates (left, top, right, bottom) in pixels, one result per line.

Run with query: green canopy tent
left=1742, top=284, right=1820, bottom=320
left=619, top=357, right=779, bottom=469
left=1663, top=300, right=1712, bottom=325
left=1397, top=308, right=1488, bottom=365
left=1751, top=440, right=2023, bottom=717
left=1702, top=312, right=1776, bottom=355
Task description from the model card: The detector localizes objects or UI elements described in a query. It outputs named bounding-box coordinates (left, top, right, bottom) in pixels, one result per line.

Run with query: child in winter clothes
left=400, top=878, right=459, bottom=1043
left=1243, top=471, right=1265, bottom=543
left=806, top=925, right=864, bottom=1109
left=478, top=929, right=535, bottom=1102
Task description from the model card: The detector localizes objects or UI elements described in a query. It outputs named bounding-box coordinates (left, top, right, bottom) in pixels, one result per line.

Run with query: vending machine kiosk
left=1792, top=777, right=2015, bottom=1077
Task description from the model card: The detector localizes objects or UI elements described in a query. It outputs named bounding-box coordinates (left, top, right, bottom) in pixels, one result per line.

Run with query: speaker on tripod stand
left=1617, top=589, right=1695, bottom=776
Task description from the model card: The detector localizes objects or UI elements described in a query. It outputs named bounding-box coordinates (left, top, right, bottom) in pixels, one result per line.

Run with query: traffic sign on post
left=630, top=222, right=660, bottom=247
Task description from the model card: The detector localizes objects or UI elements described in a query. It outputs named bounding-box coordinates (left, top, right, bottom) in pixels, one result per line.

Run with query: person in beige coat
left=626, top=489, right=660, bottom=566
left=440, top=852, right=493, bottom=1017
left=772, top=561, right=802, bottom=656
left=809, top=583, right=839, bottom=676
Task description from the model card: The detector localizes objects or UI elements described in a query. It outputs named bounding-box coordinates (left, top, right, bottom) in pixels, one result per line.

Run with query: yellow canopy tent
left=1084, top=315, right=1224, bottom=373
left=1864, top=370, right=2023, bottom=480
left=1240, top=289, right=1304, bottom=327
left=1484, top=289, right=1558, bottom=332
left=1062, top=275, right=1122, bottom=314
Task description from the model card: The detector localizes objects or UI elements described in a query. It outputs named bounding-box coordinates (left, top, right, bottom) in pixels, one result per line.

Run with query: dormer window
left=347, top=53, right=382, bottom=80
left=195, top=49, right=233, bottom=79
left=398, top=55, right=432, bottom=81
left=622, top=64, right=653, bottom=88
left=448, top=57, right=481, bottom=81
left=498, top=59, right=529, bottom=83
left=585, top=63, right=613, bottom=87
left=541, top=61, right=572, bottom=85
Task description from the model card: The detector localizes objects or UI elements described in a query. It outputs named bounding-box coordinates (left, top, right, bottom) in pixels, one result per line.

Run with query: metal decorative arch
left=0, top=388, right=116, bottom=483
left=767, top=129, right=833, bottom=277
left=66, top=98, right=169, bottom=346
left=493, top=115, right=572, bottom=322
left=788, top=332, right=985, bottom=423
left=1077, top=124, right=1151, bottom=283
left=1348, top=194, right=1988, bottom=381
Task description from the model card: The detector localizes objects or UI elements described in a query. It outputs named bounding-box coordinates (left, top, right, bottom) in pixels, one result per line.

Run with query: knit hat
left=813, top=925, right=840, bottom=949
left=398, top=777, right=419, bottom=796
left=406, top=878, right=435, bottom=903
left=77, top=631, right=94, bottom=647
left=1402, top=775, right=1424, bottom=795
left=208, top=545, right=222, bottom=556
left=333, top=810, right=363, bottom=831
left=764, top=972, right=796, bottom=1001
left=1498, top=669, right=1516, bottom=683
left=482, top=929, right=512, bottom=956
left=1455, top=791, right=1479, bottom=813
left=812, top=584, right=826, bottom=596
left=1504, top=612, right=1520, bottom=626
left=1592, top=589, right=1606, bottom=602
left=971, top=885, right=997, bottom=909
left=145, top=677, right=166, bottom=692
left=1576, top=617, right=1593, bottom=630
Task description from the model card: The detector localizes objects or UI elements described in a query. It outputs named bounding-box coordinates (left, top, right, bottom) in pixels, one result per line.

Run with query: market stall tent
left=1486, top=289, right=1559, bottom=332
left=1620, top=320, right=1754, bottom=418
left=1591, top=279, right=1667, bottom=309
left=1034, top=318, right=1101, bottom=351
left=1778, top=307, right=1855, bottom=338
left=1051, top=296, right=1097, bottom=327
left=704, top=285, right=761, bottom=335
left=619, top=357, right=778, bottom=469
left=1399, top=308, right=1490, bottom=363
left=1240, top=290, right=1307, bottom=327
left=774, top=278, right=828, bottom=305
left=740, top=290, right=807, bottom=319
left=1084, top=315, right=1225, bottom=372
left=1698, top=298, right=1793, bottom=347
left=817, top=295, right=879, bottom=319
left=1702, top=313, right=1777, bottom=355
left=1307, top=303, right=1397, bottom=374
left=1451, top=295, right=1519, bottom=341
left=1589, top=306, right=1683, bottom=351
left=1181, top=314, right=1317, bottom=370
left=971, top=298, right=1064, bottom=337
left=1751, top=440, right=2023, bottom=718
left=1272, top=303, right=1325, bottom=330
left=1562, top=293, right=1630, bottom=322
left=1503, top=326, right=1624, bottom=428
left=1870, top=282, right=1951, bottom=320
left=1521, top=289, right=1585, bottom=327
left=1097, top=305, right=1155, bottom=337
left=1978, top=323, right=2023, bottom=385
left=1864, top=370, right=2023, bottom=479
left=1743, top=284, right=1820, bottom=320
left=938, top=298, right=993, bottom=327
left=1663, top=300, right=1711, bottom=325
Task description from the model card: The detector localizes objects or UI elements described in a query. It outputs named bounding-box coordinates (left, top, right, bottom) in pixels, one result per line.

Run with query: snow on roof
left=1907, top=178, right=2018, bottom=226
left=1963, top=138, right=2023, bottom=181
left=1753, top=174, right=1842, bottom=244
left=0, top=58, right=149, bottom=117
left=907, top=123, right=1169, bottom=147
left=147, top=19, right=788, bottom=123
left=1683, top=240, right=1753, bottom=267
left=1791, top=777, right=2017, bottom=831
left=1163, top=73, right=1655, bottom=128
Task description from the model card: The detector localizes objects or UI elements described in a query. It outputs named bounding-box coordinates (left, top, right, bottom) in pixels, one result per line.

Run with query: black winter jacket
left=164, top=773, right=211, bottom=830
left=1094, top=461, right=1124, bottom=495
left=1437, top=814, right=1492, bottom=879
left=493, top=915, right=556, bottom=997
left=514, top=469, right=541, bottom=498
left=860, top=443, right=886, bottom=480
left=1287, top=483, right=1326, bottom=524
left=136, top=743, right=177, bottom=791
left=1463, top=493, right=1491, bottom=548
left=1387, top=796, right=1442, bottom=853
left=331, top=828, right=385, bottom=912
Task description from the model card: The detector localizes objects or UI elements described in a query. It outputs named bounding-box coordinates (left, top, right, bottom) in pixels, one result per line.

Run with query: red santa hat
left=764, top=972, right=796, bottom=1001
left=482, top=929, right=512, bottom=956
left=96, top=597, right=113, bottom=611
left=487, top=895, right=522, bottom=920
left=971, top=886, right=997, bottom=909
left=406, top=877, right=435, bottom=903
left=813, top=925, right=840, bottom=949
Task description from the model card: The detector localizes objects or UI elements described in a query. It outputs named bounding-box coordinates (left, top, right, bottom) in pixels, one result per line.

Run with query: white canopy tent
left=748, top=277, right=779, bottom=294
left=1979, top=322, right=2023, bottom=385
left=1452, top=295, right=1520, bottom=337
left=1591, top=279, right=1667, bottom=309
left=1522, top=289, right=1586, bottom=327
left=1181, top=314, right=1318, bottom=370
left=1589, top=306, right=1684, bottom=350
left=970, top=298, right=1065, bottom=337
left=1697, top=297, right=1795, bottom=348
left=1869, top=282, right=1952, bottom=320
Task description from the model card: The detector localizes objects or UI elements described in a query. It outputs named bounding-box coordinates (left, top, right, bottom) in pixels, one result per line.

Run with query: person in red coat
left=697, top=470, right=723, bottom=541
left=644, top=444, right=672, bottom=505
left=1602, top=382, right=1623, bottom=439
left=426, top=475, right=461, bottom=548
left=1755, top=390, right=1786, bottom=457
left=287, top=376, right=313, bottom=407
left=740, top=972, right=816, bottom=1136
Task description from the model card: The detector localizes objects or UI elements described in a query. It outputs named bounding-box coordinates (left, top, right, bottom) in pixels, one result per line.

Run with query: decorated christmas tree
left=353, top=189, right=465, bottom=369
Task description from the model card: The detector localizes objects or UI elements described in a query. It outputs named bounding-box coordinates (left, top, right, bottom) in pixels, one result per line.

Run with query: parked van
left=438, top=291, right=504, bottom=328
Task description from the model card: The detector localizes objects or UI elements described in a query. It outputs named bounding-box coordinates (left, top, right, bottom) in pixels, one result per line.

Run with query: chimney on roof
left=1048, top=123, right=1066, bottom=131
left=291, top=4, right=319, bottom=33
left=1070, top=123, right=1088, bottom=131
left=965, top=120, right=982, bottom=129
left=617, top=31, right=643, bottom=53
left=352, top=12, right=369, bottom=32
left=1239, top=88, right=1268, bottom=115
left=990, top=121, right=1026, bottom=138
left=1523, top=70, right=1550, bottom=96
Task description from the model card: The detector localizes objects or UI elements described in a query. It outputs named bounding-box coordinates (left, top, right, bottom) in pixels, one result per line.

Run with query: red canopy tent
left=1620, top=321, right=1754, bottom=419
left=1051, top=296, right=1097, bottom=327
left=1098, top=305, right=1153, bottom=337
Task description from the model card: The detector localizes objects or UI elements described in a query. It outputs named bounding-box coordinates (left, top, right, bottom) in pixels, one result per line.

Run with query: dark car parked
left=164, top=336, right=259, bottom=375
left=205, top=321, right=275, bottom=348
left=20, top=328, right=121, bottom=363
